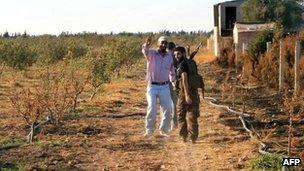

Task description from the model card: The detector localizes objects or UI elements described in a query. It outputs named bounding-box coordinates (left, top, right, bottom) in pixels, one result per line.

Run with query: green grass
left=0, top=138, right=27, bottom=150
left=28, top=140, right=50, bottom=147
left=0, top=162, right=21, bottom=171
left=248, top=153, right=286, bottom=170
left=222, top=97, right=244, bottom=106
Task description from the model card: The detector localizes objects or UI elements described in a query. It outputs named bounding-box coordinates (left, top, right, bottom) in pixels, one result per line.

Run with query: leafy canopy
left=241, top=0, right=304, bottom=30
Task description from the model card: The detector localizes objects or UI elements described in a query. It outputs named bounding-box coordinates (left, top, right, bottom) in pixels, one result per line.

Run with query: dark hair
left=168, top=42, right=176, bottom=51
left=174, top=46, right=186, bottom=53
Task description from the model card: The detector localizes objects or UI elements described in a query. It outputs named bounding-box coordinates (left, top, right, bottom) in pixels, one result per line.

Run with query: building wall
left=212, top=0, right=246, bottom=57
left=236, top=31, right=257, bottom=55
left=214, top=4, right=219, bottom=27
left=214, top=27, right=220, bottom=58
left=218, top=0, right=244, bottom=36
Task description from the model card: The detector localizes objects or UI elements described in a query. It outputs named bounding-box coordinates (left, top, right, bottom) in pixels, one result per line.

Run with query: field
left=0, top=33, right=304, bottom=170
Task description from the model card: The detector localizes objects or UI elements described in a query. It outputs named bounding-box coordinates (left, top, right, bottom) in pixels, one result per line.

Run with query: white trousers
left=145, top=84, right=172, bottom=134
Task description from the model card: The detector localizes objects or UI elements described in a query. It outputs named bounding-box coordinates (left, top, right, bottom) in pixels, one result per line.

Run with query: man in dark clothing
left=168, top=42, right=178, bottom=129
left=173, top=46, right=200, bottom=144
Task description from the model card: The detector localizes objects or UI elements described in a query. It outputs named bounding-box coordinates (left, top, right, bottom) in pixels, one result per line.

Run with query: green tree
left=241, top=0, right=267, bottom=22
left=0, top=41, right=37, bottom=70
left=241, top=0, right=304, bottom=30
left=21, top=31, right=28, bottom=38
left=3, top=31, right=9, bottom=38
left=247, top=30, right=274, bottom=73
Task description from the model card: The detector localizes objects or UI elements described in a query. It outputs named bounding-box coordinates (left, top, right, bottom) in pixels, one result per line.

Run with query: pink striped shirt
left=142, top=44, right=176, bottom=83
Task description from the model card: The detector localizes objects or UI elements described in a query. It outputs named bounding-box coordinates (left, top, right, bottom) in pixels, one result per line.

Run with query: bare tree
left=10, top=88, right=46, bottom=143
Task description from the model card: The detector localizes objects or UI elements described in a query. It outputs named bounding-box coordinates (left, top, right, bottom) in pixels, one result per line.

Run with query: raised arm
left=142, top=35, right=152, bottom=61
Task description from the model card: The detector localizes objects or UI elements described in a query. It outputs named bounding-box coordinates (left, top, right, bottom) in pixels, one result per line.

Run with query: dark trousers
left=177, top=90, right=200, bottom=141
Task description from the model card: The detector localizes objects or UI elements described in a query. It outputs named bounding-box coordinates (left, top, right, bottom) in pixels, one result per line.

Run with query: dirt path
left=87, top=53, right=258, bottom=170
left=86, top=99, right=257, bottom=170
left=0, top=52, right=258, bottom=170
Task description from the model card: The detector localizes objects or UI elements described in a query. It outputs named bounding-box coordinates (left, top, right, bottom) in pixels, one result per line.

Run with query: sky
left=0, top=0, right=226, bottom=35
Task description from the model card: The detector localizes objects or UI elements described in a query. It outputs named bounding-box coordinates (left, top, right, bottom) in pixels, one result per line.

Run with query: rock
left=161, top=165, right=166, bottom=169
left=236, top=163, right=244, bottom=169
left=102, top=166, right=109, bottom=171
left=116, top=164, right=123, bottom=168
left=203, top=154, right=209, bottom=160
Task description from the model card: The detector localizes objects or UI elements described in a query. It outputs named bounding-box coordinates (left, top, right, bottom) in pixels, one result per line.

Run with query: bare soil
left=0, top=52, right=271, bottom=170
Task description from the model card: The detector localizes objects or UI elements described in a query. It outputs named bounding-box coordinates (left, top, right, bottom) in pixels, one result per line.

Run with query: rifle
left=188, top=41, right=205, bottom=59
left=194, top=41, right=204, bottom=51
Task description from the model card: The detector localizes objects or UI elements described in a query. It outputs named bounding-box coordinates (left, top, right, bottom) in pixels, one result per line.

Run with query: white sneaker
left=170, top=123, right=178, bottom=131
left=143, top=132, right=153, bottom=139
left=159, top=131, right=170, bottom=137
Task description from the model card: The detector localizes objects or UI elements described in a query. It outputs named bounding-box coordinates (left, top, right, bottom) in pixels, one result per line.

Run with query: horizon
left=0, top=29, right=212, bottom=37
left=0, top=0, right=225, bottom=36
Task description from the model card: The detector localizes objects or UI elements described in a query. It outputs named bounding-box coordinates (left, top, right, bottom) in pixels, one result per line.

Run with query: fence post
left=279, top=41, right=284, bottom=92
left=214, top=26, right=220, bottom=58
left=242, top=43, right=247, bottom=55
left=235, top=43, right=238, bottom=73
left=267, top=42, right=272, bottom=53
left=294, top=40, right=301, bottom=95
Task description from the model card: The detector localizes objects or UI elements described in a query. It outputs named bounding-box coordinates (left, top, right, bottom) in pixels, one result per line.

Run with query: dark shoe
left=191, top=139, right=196, bottom=144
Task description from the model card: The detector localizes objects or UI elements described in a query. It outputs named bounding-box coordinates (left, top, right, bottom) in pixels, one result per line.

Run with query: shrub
left=88, top=50, right=111, bottom=100
left=66, top=41, right=88, bottom=59
left=217, top=37, right=235, bottom=68
left=88, top=38, right=142, bottom=100
left=256, top=43, right=280, bottom=88
left=10, top=87, right=46, bottom=143
left=0, top=41, right=37, bottom=70
left=218, top=47, right=235, bottom=68
left=247, top=30, right=274, bottom=64
left=248, top=153, right=286, bottom=170
left=44, top=41, right=68, bottom=63
left=38, top=64, right=88, bottom=125
left=102, top=39, right=142, bottom=73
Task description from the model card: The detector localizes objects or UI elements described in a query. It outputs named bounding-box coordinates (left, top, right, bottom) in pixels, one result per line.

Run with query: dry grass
left=194, top=49, right=216, bottom=64
left=240, top=35, right=304, bottom=90
left=5, top=34, right=304, bottom=169
left=0, top=53, right=260, bottom=170
left=216, top=37, right=235, bottom=68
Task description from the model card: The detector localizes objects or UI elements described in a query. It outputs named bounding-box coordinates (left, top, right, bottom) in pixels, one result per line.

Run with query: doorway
left=225, top=7, right=236, bottom=30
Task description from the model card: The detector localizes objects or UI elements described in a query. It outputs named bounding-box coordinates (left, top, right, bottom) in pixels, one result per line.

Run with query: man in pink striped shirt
left=142, top=35, right=176, bottom=138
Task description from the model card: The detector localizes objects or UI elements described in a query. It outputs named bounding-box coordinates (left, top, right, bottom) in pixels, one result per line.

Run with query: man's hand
left=185, top=94, right=192, bottom=104
left=146, top=35, right=152, bottom=46
left=171, top=82, right=176, bottom=90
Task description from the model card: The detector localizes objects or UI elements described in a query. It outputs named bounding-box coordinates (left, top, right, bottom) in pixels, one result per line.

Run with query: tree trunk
left=27, top=123, right=35, bottom=143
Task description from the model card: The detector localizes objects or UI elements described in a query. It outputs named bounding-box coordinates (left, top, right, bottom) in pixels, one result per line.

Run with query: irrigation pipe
left=204, top=97, right=250, bottom=117
left=204, top=96, right=272, bottom=155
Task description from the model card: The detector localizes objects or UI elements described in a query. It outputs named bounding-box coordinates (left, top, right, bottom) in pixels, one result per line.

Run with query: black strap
left=151, top=81, right=169, bottom=85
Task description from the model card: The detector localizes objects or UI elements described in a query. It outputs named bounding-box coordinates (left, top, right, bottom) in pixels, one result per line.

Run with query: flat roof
left=214, top=0, right=244, bottom=6
left=234, top=22, right=275, bottom=32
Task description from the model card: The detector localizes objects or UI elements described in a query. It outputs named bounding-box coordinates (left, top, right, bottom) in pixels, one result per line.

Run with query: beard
left=177, top=56, right=185, bottom=62
left=159, top=47, right=166, bottom=53
left=158, top=43, right=167, bottom=53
